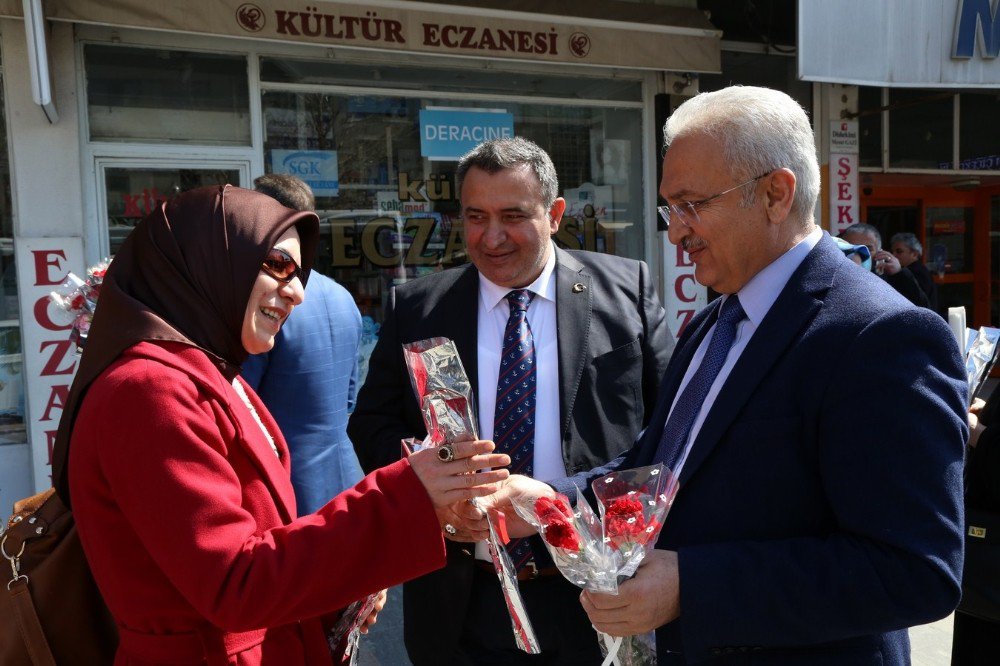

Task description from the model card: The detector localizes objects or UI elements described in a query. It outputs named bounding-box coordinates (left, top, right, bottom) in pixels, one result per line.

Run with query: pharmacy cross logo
left=236, top=3, right=265, bottom=32
left=569, top=32, right=591, bottom=58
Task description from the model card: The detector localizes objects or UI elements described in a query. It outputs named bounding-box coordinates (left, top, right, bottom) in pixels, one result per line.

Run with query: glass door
left=96, top=159, right=250, bottom=257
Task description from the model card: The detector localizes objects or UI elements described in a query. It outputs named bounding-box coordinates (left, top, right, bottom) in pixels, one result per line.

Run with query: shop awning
left=3, top=0, right=720, bottom=73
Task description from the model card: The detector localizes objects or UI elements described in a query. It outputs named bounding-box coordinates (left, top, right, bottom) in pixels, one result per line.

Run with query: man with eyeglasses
left=349, top=136, right=673, bottom=665
left=476, top=86, right=967, bottom=664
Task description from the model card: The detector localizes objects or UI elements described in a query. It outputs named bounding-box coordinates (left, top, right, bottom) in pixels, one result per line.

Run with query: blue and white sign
left=271, top=150, right=339, bottom=197
left=419, top=108, right=514, bottom=161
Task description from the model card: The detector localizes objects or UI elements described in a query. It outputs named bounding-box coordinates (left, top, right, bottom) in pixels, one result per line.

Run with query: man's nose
left=666, top=219, right=688, bottom=246
left=483, top=221, right=507, bottom=247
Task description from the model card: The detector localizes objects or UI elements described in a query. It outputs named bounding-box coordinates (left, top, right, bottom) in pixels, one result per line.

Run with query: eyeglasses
left=657, top=171, right=773, bottom=230
left=260, top=247, right=302, bottom=284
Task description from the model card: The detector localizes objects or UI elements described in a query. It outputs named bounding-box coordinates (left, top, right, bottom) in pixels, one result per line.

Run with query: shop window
left=925, top=206, right=974, bottom=275
left=888, top=89, right=953, bottom=169
left=0, top=63, right=25, bottom=446
left=104, top=168, right=240, bottom=254
left=959, top=91, right=1000, bottom=170
left=260, top=58, right=642, bottom=102
left=261, top=89, right=643, bottom=382
left=857, top=86, right=882, bottom=168
left=85, top=45, right=250, bottom=145
left=991, top=196, right=1000, bottom=325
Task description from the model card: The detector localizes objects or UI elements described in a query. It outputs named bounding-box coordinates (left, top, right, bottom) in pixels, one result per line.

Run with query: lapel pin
left=572, top=282, right=586, bottom=293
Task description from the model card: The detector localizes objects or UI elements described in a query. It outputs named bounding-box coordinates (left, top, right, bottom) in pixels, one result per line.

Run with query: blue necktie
left=494, top=290, right=536, bottom=570
left=655, top=295, right=746, bottom=472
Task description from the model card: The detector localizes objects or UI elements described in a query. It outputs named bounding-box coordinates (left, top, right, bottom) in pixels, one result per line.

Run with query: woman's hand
left=359, top=589, right=388, bottom=635
left=408, top=440, right=510, bottom=531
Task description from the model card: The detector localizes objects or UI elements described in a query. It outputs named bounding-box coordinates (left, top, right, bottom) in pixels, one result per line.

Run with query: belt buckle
left=524, top=561, right=538, bottom=580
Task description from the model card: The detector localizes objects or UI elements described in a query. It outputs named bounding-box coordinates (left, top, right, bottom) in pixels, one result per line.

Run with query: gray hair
left=456, top=137, right=559, bottom=208
left=890, top=231, right=922, bottom=256
left=842, top=222, right=882, bottom=249
left=254, top=173, right=315, bottom=212
left=662, top=86, right=820, bottom=224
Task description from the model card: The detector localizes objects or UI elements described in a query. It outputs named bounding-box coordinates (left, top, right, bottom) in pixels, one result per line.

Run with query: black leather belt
left=475, top=560, right=560, bottom=581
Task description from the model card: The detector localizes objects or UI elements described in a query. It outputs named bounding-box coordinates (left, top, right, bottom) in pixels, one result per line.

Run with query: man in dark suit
left=840, top=223, right=930, bottom=309
left=477, top=87, right=967, bottom=664
left=348, top=137, right=672, bottom=664
left=890, top=231, right=939, bottom=312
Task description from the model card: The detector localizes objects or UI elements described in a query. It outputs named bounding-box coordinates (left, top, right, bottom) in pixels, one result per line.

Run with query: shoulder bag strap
left=8, top=579, right=57, bottom=666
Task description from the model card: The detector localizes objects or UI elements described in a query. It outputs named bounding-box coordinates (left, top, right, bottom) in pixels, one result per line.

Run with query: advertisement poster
left=271, top=149, right=340, bottom=197
left=419, top=107, right=513, bottom=161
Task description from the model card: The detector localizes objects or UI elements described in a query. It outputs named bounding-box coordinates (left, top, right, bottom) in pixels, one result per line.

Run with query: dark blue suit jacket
left=553, top=234, right=968, bottom=665
left=243, top=273, right=364, bottom=515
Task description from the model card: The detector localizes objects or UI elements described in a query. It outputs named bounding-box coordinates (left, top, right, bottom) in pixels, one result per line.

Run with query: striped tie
left=655, top=295, right=746, bottom=472
left=494, top=289, right=536, bottom=570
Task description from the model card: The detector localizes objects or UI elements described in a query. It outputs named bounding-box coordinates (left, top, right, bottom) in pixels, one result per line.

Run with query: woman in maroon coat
left=55, top=185, right=508, bottom=665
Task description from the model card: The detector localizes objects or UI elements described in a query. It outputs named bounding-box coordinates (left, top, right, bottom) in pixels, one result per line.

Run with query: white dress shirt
left=475, top=248, right=562, bottom=557
left=669, top=227, right=822, bottom=478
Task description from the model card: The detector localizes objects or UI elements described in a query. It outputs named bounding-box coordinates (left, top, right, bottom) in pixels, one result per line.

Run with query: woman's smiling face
left=241, top=227, right=304, bottom=355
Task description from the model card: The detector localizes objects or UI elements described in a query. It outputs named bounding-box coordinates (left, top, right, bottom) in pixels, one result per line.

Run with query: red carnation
left=605, top=496, right=648, bottom=549
left=535, top=495, right=581, bottom=551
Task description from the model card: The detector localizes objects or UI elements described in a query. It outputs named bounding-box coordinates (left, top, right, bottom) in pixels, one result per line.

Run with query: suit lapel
left=554, top=248, right=593, bottom=439
left=677, top=237, right=840, bottom=486
left=448, top=265, right=481, bottom=416
left=638, top=303, right=719, bottom=467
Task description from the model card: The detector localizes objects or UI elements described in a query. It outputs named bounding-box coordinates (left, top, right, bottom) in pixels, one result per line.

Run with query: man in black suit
left=890, top=231, right=938, bottom=312
left=841, top=223, right=929, bottom=308
left=348, top=136, right=672, bottom=664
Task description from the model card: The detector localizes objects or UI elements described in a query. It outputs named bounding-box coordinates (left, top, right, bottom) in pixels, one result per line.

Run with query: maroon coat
left=70, top=341, right=445, bottom=665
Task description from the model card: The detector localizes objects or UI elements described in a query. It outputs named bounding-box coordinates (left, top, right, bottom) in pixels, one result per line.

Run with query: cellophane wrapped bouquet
left=513, top=463, right=679, bottom=666
left=964, top=326, right=1000, bottom=405
left=401, top=336, right=541, bottom=654
left=326, top=593, right=379, bottom=665
left=48, top=260, right=110, bottom=351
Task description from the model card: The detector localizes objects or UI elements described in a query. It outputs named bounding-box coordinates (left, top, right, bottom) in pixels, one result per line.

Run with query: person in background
left=243, top=174, right=365, bottom=514
left=890, top=231, right=939, bottom=312
left=841, top=222, right=930, bottom=308
left=349, top=137, right=672, bottom=665
left=56, top=185, right=510, bottom=665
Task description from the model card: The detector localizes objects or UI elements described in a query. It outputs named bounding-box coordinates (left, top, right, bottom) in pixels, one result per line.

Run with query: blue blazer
left=243, top=273, right=364, bottom=515
left=554, top=234, right=968, bottom=665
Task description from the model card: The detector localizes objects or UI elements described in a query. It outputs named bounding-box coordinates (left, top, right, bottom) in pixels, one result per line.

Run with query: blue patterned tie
left=494, top=289, right=537, bottom=570
left=655, top=295, right=746, bottom=472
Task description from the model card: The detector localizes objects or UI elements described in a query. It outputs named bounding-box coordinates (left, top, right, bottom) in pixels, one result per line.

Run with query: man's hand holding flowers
left=581, top=549, right=680, bottom=636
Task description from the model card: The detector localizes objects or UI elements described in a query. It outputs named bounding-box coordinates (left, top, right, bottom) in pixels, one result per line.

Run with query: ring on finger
left=437, top=445, right=456, bottom=463
left=444, top=523, right=457, bottom=535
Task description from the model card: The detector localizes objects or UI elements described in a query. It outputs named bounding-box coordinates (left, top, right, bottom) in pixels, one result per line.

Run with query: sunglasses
left=260, top=247, right=303, bottom=284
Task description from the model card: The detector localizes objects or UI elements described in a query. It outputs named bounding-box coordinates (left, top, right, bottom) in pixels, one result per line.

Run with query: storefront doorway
left=861, top=175, right=998, bottom=328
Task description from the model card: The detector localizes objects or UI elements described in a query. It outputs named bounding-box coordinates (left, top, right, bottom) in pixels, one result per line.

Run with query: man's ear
left=764, top=168, right=796, bottom=224
left=549, top=198, right=567, bottom=234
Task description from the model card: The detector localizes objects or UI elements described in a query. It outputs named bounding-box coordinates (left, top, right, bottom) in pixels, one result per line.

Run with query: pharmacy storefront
left=0, top=1, right=719, bottom=503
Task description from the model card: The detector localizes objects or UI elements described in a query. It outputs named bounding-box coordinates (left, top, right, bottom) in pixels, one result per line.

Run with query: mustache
left=681, top=236, right=706, bottom=254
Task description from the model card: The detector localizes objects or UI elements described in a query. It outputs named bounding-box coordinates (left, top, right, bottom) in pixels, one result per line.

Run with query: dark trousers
left=952, top=612, right=1000, bottom=665
left=451, top=565, right=604, bottom=665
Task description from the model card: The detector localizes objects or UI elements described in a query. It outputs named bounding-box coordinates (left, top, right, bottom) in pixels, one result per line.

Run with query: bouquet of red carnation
left=48, top=259, right=110, bottom=351
left=512, top=464, right=678, bottom=665
left=401, top=337, right=541, bottom=654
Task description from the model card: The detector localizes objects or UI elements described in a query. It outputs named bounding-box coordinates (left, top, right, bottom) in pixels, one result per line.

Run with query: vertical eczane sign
left=664, top=240, right=707, bottom=340
left=15, top=237, right=84, bottom=492
left=829, top=120, right=860, bottom=236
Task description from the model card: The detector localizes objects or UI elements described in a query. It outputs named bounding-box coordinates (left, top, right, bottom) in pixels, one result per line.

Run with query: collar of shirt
left=733, top=226, right=823, bottom=325
left=478, top=244, right=557, bottom=311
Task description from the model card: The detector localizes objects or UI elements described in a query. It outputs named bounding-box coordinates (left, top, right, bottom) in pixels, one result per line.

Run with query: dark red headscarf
left=52, top=185, right=319, bottom=505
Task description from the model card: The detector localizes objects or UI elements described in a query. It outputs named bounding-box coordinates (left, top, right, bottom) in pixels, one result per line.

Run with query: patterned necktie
left=654, top=295, right=746, bottom=473
left=494, top=289, right=536, bottom=570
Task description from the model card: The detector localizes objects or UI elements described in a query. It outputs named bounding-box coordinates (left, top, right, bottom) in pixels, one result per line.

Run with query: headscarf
left=833, top=236, right=872, bottom=271
left=52, top=185, right=320, bottom=505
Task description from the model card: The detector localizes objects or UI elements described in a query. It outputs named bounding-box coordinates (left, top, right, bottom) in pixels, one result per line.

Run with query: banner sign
left=419, top=108, right=514, bottom=161
left=14, top=237, right=84, bottom=492
left=271, top=149, right=339, bottom=197
left=44, top=1, right=720, bottom=72
left=663, top=241, right=706, bottom=339
left=829, top=154, right=860, bottom=236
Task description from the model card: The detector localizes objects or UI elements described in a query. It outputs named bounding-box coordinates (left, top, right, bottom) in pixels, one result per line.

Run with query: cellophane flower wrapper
left=512, top=463, right=679, bottom=666
left=47, top=259, right=110, bottom=351
left=326, top=593, right=379, bottom=665
left=964, top=326, right=1000, bottom=405
left=402, top=337, right=541, bottom=654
